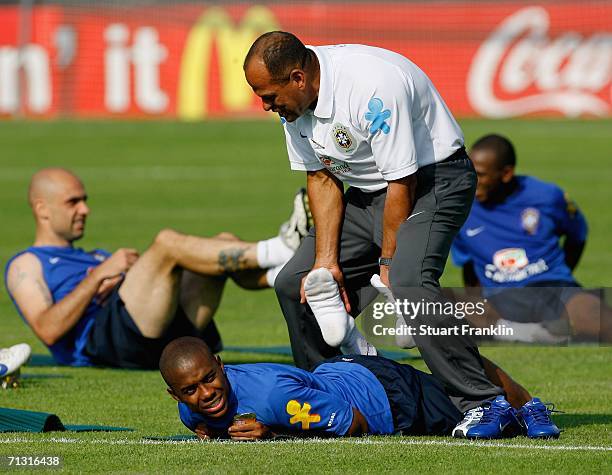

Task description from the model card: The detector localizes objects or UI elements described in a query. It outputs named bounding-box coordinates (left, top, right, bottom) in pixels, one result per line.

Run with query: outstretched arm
left=6, top=249, right=138, bottom=346
left=302, top=169, right=350, bottom=311
left=380, top=175, right=417, bottom=286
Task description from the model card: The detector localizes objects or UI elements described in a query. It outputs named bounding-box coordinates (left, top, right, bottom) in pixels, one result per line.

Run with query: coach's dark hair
left=244, top=31, right=310, bottom=83
left=471, top=134, right=516, bottom=169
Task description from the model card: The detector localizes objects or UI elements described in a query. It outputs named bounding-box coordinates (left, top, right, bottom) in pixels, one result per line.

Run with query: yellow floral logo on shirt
left=286, top=400, right=321, bottom=429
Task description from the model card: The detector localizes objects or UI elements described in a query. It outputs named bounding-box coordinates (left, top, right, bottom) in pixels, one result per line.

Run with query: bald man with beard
left=4, top=168, right=304, bottom=368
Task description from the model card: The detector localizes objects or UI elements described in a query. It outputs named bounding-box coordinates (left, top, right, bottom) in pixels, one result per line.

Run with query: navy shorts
left=486, top=281, right=583, bottom=324
left=84, top=288, right=222, bottom=369
left=317, top=355, right=462, bottom=435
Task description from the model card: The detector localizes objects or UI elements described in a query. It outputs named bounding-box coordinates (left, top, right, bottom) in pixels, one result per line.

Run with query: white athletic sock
left=304, top=268, right=355, bottom=348
left=494, top=318, right=566, bottom=344
left=304, top=268, right=377, bottom=354
left=340, top=325, right=378, bottom=356
left=256, top=236, right=295, bottom=269
left=265, top=264, right=286, bottom=288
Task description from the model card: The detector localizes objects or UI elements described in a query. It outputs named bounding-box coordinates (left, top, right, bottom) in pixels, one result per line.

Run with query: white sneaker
left=452, top=406, right=484, bottom=438
left=279, top=188, right=313, bottom=251
left=0, top=343, right=32, bottom=377
left=370, top=274, right=416, bottom=349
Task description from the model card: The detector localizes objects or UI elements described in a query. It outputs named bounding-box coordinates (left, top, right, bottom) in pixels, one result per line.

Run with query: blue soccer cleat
left=466, top=395, right=522, bottom=439
left=519, top=398, right=561, bottom=439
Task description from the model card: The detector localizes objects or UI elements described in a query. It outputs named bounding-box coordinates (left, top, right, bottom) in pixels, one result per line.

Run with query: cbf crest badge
left=331, top=123, right=356, bottom=154
left=521, top=208, right=540, bottom=235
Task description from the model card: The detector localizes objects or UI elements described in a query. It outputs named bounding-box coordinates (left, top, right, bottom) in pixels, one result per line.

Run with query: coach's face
left=245, top=59, right=314, bottom=122
left=167, top=353, right=231, bottom=419
left=470, top=148, right=514, bottom=203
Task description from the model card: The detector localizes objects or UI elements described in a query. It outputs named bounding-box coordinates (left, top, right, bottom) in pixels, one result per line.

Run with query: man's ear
left=215, top=355, right=224, bottom=372
left=501, top=165, right=515, bottom=184
left=34, top=199, right=50, bottom=220
left=289, top=69, right=306, bottom=89
left=167, top=387, right=180, bottom=403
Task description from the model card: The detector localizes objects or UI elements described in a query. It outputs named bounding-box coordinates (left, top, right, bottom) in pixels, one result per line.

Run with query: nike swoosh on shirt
left=406, top=211, right=425, bottom=221
left=300, top=132, right=308, bottom=138
left=466, top=226, right=485, bottom=237
left=49, top=257, right=60, bottom=264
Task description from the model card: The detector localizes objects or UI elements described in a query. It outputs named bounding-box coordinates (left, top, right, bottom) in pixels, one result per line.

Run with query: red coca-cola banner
left=0, top=2, right=610, bottom=119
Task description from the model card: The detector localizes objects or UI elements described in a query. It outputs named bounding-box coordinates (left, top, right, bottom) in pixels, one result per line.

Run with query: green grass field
left=0, top=120, right=610, bottom=473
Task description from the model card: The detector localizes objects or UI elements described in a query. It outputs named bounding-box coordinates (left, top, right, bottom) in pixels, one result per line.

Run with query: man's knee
left=274, top=266, right=302, bottom=302
left=213, top=232, right=240, bottom=241
left=152, top=228, right=185, bottom=260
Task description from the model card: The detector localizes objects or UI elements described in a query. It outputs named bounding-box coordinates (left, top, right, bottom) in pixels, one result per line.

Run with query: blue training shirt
left=4, top=246, right=111, bottom=366
left=178, top=362, right=394, bottom=436
left=452, top=176, right=587, bottom=293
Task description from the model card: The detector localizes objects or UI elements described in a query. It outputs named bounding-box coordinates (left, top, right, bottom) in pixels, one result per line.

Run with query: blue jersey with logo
left=178, top=362, right=394, bottom=436
left=4, top=246, right=111, bottom=366
left=451, top=176, right=587, bottom=292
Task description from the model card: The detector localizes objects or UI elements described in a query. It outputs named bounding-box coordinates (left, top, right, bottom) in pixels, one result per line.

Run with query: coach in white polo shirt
left=244, top=32, right=505, bottom=412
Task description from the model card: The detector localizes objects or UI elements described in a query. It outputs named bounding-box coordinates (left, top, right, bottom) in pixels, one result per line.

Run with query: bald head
left=28, top=168, right=83, bottom=208
left=244, top=31, right=319, bottom=123
left=244, top=31, right=309, bottom=83
left=28, top=168, right=89, bottom=245
left=159, top=337, right=216, bottom=386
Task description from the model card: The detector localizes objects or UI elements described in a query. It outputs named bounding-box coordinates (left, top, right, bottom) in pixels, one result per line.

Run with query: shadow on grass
left=29, top=354, right=57, bottom=367
left=22, top=374, right=71, bottom=380
left=555, top=413, right=612, bottom=428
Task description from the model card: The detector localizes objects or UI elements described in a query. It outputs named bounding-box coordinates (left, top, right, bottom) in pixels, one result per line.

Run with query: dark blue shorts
left=486, top=281, right=582, bottom=324
left=318, top=355, right=462, bottom=435
left=84, top=288, right=222, bottom=369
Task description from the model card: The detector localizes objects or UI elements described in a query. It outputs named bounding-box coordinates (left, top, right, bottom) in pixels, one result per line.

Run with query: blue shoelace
left=524, top=402, right=560, bottom=424
left=479, top=403, right=508, bottom=424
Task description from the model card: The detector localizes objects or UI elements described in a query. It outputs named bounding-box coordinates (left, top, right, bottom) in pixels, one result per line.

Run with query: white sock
left=256, top=236, right=295, bottom=269
left=340, top=325, right=378, bottom=356
left=370, top=274, right=415, bottom=349
left=304, top=268, right=354, bottom=348
left=494, top=318, right=566, bottom=344
left=265, top=264, right=286, bottom=288
left=304, top=268, right=377, bottom=354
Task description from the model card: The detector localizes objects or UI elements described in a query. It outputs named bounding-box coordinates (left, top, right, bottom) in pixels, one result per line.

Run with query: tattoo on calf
left=218, top=248, right=248, bottom=273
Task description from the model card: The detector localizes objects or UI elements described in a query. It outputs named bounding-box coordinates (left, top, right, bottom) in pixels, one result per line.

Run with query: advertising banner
left=0, top=2, right=610, bottom=119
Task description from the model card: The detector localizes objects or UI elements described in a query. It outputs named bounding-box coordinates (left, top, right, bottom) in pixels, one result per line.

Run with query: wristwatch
left=378, top=257, right=393, bottom=267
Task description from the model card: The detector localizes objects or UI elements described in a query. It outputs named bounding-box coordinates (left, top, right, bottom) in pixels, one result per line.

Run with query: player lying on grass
left=160, top=337, right=560, bottom=440
left=4, top=168, right=310, bottom=369
left=451, top=134, right=611, bottom=343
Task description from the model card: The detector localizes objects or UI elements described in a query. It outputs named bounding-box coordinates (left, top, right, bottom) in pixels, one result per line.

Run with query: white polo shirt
left=283, top=44, right=464, bottom=192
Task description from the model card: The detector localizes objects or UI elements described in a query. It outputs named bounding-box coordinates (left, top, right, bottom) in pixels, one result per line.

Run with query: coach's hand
left=93, top=248, right=139, bottom=281
left=300, top=263, right=351, bottom=313
left=228, top=420, right=272, bottom=441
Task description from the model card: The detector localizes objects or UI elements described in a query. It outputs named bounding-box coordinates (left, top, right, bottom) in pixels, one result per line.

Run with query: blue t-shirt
left=452, top=176, right=587, bottom=293
left=4, top=246, right=111, bottom=366
left=178, top=362, right=394, bottom=436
